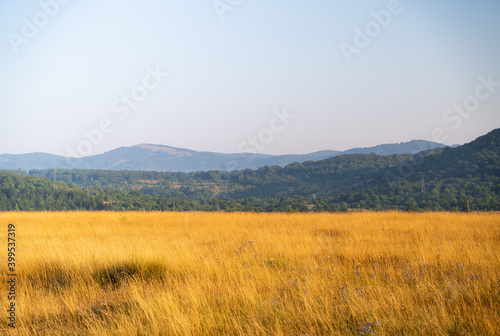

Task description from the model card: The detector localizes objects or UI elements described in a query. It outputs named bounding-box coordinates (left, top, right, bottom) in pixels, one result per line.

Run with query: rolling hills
left=0, top=129, right=498, bottom=211
left=0, top=140, right=445, bottom=172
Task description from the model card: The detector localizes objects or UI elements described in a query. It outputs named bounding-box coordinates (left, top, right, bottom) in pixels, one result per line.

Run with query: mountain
left=342, top=140, right=447, bottom=155
left=0, top=153, right=64, bottom=171
left=0, top=140, right=445, bottom=172
left=217, top=129, right=500, bottom=201
left=214, top=128, right=500, bottom=209
left=1, top=129, right=498, bottom=211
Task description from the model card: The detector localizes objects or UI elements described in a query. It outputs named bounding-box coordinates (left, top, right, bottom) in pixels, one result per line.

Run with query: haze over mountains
left=0, top=140, right=446, bottom=172
left=1, top=128, right=498, bottom=212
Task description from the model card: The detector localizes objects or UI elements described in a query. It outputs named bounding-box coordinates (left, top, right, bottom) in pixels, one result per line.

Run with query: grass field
left=0, top=212, right=499, bottom=335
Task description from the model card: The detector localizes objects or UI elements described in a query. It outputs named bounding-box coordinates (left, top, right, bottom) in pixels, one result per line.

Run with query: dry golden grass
left=0, top=212, right=499, bottom=335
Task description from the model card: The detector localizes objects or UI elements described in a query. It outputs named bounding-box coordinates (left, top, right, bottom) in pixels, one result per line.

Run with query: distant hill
left=0, top=140, right=445, bottom=172
left=0, top=129, right=498, bottom=211
left=342, top=140, right=447, bottom=155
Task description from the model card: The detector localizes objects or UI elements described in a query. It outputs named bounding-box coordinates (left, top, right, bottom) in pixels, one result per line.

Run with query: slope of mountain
left=1, top=129, right=498, bottom=211
left=342, top=140, right=447, bottom=155
left=25, top=129, right=500, bottom=211
left=0, top=140, right=445, bottom=172
left=220, top=129, right=500, bottom=200
left=0, top=153, right=64, bottom=171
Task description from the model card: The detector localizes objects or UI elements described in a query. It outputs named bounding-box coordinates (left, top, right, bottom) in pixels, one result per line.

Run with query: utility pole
left=421, top=176, right=425, bottom=193
left=53, top=162, right=56, bottom=190
left=467, top=200, right=470, bottom=213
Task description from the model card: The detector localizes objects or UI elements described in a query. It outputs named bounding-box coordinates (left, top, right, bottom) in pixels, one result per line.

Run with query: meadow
left=0, top=212, right=499, bottom=335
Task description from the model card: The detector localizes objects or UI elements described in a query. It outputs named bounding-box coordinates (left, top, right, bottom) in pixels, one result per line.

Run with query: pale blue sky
left=1, top=0, right=499, bottom=157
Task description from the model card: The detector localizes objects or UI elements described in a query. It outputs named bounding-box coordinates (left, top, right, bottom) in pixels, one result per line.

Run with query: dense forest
left=2, top=129, right=499, bottom=212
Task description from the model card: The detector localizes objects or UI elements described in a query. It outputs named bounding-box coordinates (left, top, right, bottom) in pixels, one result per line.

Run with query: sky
left=0, top=0, right=499, bottom=157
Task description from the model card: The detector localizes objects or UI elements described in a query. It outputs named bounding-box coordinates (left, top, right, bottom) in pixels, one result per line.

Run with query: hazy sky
left=1, top=0, right=499, bottom=157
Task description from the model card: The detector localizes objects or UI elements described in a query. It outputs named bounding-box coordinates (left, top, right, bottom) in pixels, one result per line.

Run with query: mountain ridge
left=1, top=129, right=498, bottom=211
left=0, top=140, right=446, bottom=172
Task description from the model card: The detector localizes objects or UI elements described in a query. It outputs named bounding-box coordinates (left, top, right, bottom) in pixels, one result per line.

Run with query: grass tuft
left=93, top=261, right=166, bottom=287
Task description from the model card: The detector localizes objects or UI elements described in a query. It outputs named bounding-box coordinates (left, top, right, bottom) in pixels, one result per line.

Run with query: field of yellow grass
left=0, top=212, right=499, bottom=335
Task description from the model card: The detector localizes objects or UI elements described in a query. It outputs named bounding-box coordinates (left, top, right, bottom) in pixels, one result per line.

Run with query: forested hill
left=1, top=129, right=499, bottom=211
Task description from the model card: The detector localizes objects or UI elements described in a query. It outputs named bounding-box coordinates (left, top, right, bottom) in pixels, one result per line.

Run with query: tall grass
left=0, top=212, right=499, bottom=335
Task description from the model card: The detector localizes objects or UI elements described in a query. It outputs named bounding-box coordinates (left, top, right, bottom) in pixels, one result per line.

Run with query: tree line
left=2, top=129, right=499, bottom=212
